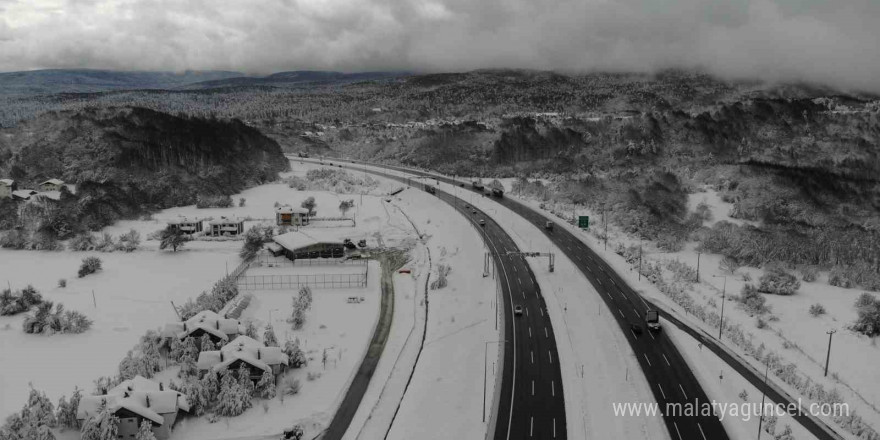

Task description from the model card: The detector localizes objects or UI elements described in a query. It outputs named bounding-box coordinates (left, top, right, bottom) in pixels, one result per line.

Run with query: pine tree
left=182, top=337, right=199, bottom=359
left=214, top=368, right=246, bottom=417
left=284, top=338, right=306, bottom=368
left=244, top=320, right=259, bottom=340
left=200, top=370, right=220, bottom=410
left=134, top=420, right=156, bottom=440
left=263, top=324, right=278, bottom=347
left=256, top=370, right=276, bottom=399
left=179, top=377, right=207, bottom=416
left=80, top=403, right=119, bottom=440
left=169, top=337, right=184, bottom=363
left=56, top=387, right=81, bottom=429
left=199, top=333, right=215, bottom=352
left=25, top=386, right=56, bottom=428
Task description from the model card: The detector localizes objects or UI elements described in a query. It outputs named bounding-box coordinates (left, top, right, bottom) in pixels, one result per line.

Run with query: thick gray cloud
left=1, top=0, right=879, bottom=91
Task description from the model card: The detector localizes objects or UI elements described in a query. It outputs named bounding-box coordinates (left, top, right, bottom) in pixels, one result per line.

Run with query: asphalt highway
left=310, top=159, right=568, bottom=440
left=361, top=161, right=729, bottom=440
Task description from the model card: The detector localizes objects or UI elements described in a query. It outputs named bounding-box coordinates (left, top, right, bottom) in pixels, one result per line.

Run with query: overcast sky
left=1, top=0, right=879, bottom=91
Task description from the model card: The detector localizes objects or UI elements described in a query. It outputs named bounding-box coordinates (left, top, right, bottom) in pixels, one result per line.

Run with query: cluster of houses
left=164, top=206, right=312, bottom=238
left=0, top=178, right=67, bottom=201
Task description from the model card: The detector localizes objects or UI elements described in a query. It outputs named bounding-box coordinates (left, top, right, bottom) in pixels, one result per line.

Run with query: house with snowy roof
left=0, top=179, right=15, bottom=199
left=197, top=335, right=288, bottom=383
left=167, top=217, right=204, bottom=234
left=76, top=375, right=190, bottom=440
left=162, top=310, right=242, bottom=346
left=39, top=179, right=65, bottom=192
left=275, top=205, right=310, bottom=226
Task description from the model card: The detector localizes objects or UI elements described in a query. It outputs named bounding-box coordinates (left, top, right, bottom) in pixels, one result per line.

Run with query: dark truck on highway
left=645, top=309, right=660, bottom=331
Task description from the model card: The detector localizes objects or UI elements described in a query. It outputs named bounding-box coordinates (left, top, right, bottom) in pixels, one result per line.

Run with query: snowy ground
left=171, top=261, right=381, bottom=439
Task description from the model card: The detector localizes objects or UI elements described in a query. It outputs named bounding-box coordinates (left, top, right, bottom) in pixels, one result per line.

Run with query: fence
left=237, top=272, right=367, bottom=290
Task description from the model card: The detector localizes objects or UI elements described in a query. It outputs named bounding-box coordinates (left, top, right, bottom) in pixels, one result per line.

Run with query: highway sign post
left=578, top=216, right=589, bottom=229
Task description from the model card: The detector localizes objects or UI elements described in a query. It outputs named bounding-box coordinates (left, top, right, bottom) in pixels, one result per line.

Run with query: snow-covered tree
left=25, top=385, right=56, bottom=428
left=283, top=338, right=306, bottom=368
left=244, top=320, right=259, bottom=340
left=80, top=403, right=119, bottom=440
left=300, top=197, right=316, bottom=216
left=263, top=324, right=278, bottom=347
left=199, top=333, right=216, bottom=352
left=182, top=337, right=199, bottom=360
left=256, top=370, right=276, bottom=399
left=159, top=226, right=188, bottom=252
left=169, top=337, right=184, bottom=363
left=134, top=420, right=156, bottom=440
left=214, top=368, right=248, bottom=417
left=56, top=387, right=81, bottom=430
left=238, top=364, right=255, bottom=396
left=200, top=370, right=220, bottom=409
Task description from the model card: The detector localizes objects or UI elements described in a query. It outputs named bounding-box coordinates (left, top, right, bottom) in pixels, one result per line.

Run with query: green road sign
left=578, top=216, right=590, bottom=229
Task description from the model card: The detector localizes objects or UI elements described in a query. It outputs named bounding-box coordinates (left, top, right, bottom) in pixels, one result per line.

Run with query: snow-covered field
left=0, top=246, right=240, bottom=419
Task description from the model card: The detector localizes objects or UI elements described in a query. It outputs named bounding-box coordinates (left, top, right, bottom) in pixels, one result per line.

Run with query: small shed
left=40, top=179, right=65, bottom=192
left=276, top=205, right=310, bottom=226
left=0, top=179, right=15, bottom=199
left=208, top=218, right=244, bottom=236
left=167, top=217, right=204, bottom=234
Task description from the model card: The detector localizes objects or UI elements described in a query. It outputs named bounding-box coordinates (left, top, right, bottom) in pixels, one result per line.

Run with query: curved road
left=307, top=158, right=568, bottom=440
left=354, top=160, right=728, bottom=440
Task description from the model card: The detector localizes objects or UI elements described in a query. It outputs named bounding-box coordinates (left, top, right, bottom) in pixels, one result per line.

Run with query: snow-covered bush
left=263, top=324, right=278, bottom=347
left=78, top=256, right=103, bottom=278
left=117, top=229, right=141, bottom=252
left=178, top=277, right=239, bottom=320
left=256, top=371, right=276, bottom=399
left=69, top=233, right=97, bottom=251
left=0, top=285, right=44, bottom=316
left=758, top=266, right=800, bottom=295
left=281, top=376, right=301, bottom=396
left=196, top=194, right=233, bottom=209
left=430, top=264, right=452, bottom=290
left=737, top=284, right=770, bottom=316
left=22, top=302, right=93, bottom=335
left=719, top=256, right=740, bottom=274
left=80, top=402, right=119, bottom=440
left=95, top=233, right=116, bottom=252
left=851, top=293, right=880, bottom=337
left=283, top=338, right=306, bottom=368
left=809, top=303, right=826, bottom=317
left=828, top=266, right=854, bottom=288
left=55, top=388, right=82, bottom=430
left=58, top=278, right=66, bottom=288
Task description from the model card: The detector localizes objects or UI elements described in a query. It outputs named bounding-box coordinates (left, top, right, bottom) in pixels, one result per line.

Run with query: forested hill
left=0, top=106, right=288, bottom=230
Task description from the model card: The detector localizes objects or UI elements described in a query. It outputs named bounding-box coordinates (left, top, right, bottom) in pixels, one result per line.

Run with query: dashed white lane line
left=539, top=308, right=544, bottom=317
left=658, top=383, right=667, bottom=399
left=643, top=353, right=652, bottom=366
left=679, top=384, right=689, bottom=400
left=532, top=380, right=535, bottom=396
left=544, top=327, right=548, bottom=338
left=663, top=354, right=671, bottom=366
left=618, top=308, right=625, bottom=318
left=597, top=278, right=602, bottom=286
left=553, top=418, right=557, bottom=438
left=513, top=266, right=518, bottom=273
left=548, top=350, right=553, bottom=364
left=531, top=351, right=534, bottom=364
left=551, top=380, right=555, bottom=396
left=529, top=327, right=532, bottom=338
left=673, top=422, right=683, bottom=440
left=698, top=423, right=707, bottom=440
left=530, top=417, right=534, bottom=437
left=630, top=328, right=638, bottom=338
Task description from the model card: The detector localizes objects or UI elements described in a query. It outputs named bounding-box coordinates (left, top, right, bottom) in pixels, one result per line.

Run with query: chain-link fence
left=237, top=272, right=367, bottom=290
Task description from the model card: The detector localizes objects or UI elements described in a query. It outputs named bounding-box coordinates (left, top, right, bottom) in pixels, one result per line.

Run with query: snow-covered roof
left=0, top=179, right=13, bottom=186
left=163, top=310, right=241, bottom=340
left=209, top=217, right=243, bottom=225
left=167, top=216, right=202, bottom=225
left=41, top=179, right=64, bottom=186
left=274, top=230, right=346, bottom=251
left=276, top=205, right=309, bottom=214
left=77, top=376, right=189, bottom=423
left=198, top=336, right=288, bottom=373
left=11, top=189, right=37, bottom=199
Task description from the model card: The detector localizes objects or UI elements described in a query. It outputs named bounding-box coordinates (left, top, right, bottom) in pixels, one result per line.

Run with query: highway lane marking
left=673, top=422, right=683, bottom=440
left=633, top=307, right=639, bottom=316
left=518, top=278, right=522, bottom=286
left=630, top=328, right=638, bottom=338
left=658, top=384, right=667, bottom=400
left=522, top=291, right=526, bottom=298
left=597, top=278, right=602, bottom=285
left=548, top=350, right=553, bottom=364
left=553, top=418, right=557, bottom=438
left=532, top=380, right=535, bottom=396
left=529, top=327, right=532, bottom=338
left=663, top=354, right=671, bottom=366
left=639, top=295, right=649, bottom=307
left=539, top=308, right=544, bottom=317
left=586, top=266, right=593, bottom=273
left=611, top=279, right=617, bottom=287
left=576, top=255, right=582, bottom=262
left=643, top=353, right=652, bottom=367
left=530, top=417, right=534, bottom=437
left=618, top=308, right=624, bottom=318
left=698, top=423, right=708, bottom=440
left=551, top=380, right=555, bottom=396
left=544, top=328, right=548, bottom=338
left=526, top=307, right=529, bottom=316
left=679, top=384, right=689, bottom=400
left=648, top=330, right=655, bottom=340
left=531, top=351, right=534, bottom=364
left=513, top=266, right=517, bottom=273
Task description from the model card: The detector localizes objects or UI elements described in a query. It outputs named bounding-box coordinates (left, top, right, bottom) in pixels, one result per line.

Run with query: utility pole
left=483, top=340, right=507, bottom=422
left=825, top=329, right=837, bottom=377
left=604, top=211, right=608, bottom=252
left=696, top=251, right=701, bottom=283
left=713, top=275, right=727, bottom=339
left=757, top=361, right=770, bottom=440
left=638, top=240, right=643, bottom=281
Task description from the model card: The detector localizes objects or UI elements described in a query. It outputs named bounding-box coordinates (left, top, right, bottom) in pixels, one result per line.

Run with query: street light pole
left=757, top=361, right=770, bottom=440
left=713, top=275, right=727, bottom=340
left=484, top=340, right=507, bottom=422
left=696, top=251, right=701, bottom=283
left=825, top=329, right=837, bottom=377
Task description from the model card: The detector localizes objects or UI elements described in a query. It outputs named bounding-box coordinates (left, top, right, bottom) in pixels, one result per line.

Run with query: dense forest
left=0, top=106, right=288, bottom=248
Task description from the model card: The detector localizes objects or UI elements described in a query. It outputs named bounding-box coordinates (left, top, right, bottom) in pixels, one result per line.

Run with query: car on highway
left=472, top=209, right=477, bottom=214
left=544, top=221, right=554, bottom=231
left=630, top=322, right=643, bottom=335
left=514, top=305, right=523, bottom=316
left=479, top=219, right=486, bottom=226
